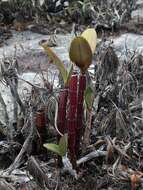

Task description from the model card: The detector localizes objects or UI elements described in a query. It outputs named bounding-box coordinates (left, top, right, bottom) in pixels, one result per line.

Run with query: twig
left=8, top=79, right=25, bottom=116
left=0, top=178, right=15, bottom=190
left=77, top=150, right=107, bottom=166
left=6, top=109, right=35, bottom=174
left=0, top=91, right=10, bottom=138
left=62, top=149, right=107, bottom=178
left=27, top=156, right=49, bottom=188
left=0, top=91, right=9, bottom=125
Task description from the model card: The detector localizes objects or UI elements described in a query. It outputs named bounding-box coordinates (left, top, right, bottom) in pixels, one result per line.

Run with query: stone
left=131, top=0, right=143, bottom=22
left=131, top=8, right=143, bottom=22
left=136, top=0, right=143, bottom=6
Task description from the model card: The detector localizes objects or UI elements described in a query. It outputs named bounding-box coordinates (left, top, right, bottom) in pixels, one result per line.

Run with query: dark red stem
left=57, top=87, right=68, bottom=167
left=67, top=73, right=78, bottom=168
left=76, top=74, right=86, bottom=157
left=36, top=109, right=46, bottom=144
left=57, top=87, right=68, bottom=136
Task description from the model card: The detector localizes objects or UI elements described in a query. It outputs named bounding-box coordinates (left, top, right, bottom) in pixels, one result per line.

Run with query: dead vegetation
left=0, top=0, right=139, bottom=34
left=0, top=36, right=142, bottom=189
left=0, top=0, right=143, bottom=190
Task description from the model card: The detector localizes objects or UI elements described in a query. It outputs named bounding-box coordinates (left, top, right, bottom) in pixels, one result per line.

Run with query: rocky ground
left=0, top=0, right=143, bottom=190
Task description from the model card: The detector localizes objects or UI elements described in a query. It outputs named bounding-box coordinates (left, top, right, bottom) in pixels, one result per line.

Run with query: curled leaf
left=40, top=40, right=68, bottom=84
left=59, top=134, right=68, bottom=157
left=43, top=134, right=68, bottom=157
left=81, top=28, right=97, bottom=54
left=43, top=143, right=61, bottom=156
left=84, top=86, right=94, bottom=110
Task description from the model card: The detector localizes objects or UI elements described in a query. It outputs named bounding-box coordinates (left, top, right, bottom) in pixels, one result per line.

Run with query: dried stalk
left=77, top=149, right=107, bottom=166
left=0, top=91, right=9, bottom=125
left=8, top=78, right=25, bottom=116
left=62, top=149, right=107, bottom=178
left=7, top=109, right=35, bottom=174
left=0, top=91, right=10, bottom=138
left=0, top=178, right=15, bottom=190
left=27, top=156, right=49, bottom=188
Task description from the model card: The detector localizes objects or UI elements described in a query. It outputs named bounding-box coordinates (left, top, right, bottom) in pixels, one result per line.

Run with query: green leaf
left=84, top=86, right=94, bottom=110
left=40, top=41, right=68, bottom=84
left=66, top=64, right=73, bottom=85
left=59, top=134, right=68, bottom=157
left=43, top=134, right=68, bottom=157
left=43, top=143, right=62, bottom=156
left=81, top=28, right=97, bottom=54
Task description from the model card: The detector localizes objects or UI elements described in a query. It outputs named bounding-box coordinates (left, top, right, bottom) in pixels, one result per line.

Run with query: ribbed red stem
left=57, top=87, right=68, bottom=136
left=36, top=109, right=46, bottom=143
left=67, top=73, right=78, bottom=168
left=57, top=87, right=68, bottom=167
left=76, top=74, right=86, bottom=157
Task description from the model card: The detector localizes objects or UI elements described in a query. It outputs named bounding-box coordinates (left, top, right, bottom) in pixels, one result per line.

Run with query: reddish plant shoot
left=36, top=109, right=46, bottom=143
left=36, top=110, right=46, bottom=131
left=57, top=87, right=68, bottom=136
left=76, top=74, right=86, bottom=157
left=67, top=73, right=78, bottom=168
left=57, top=87, right=68, bottom=167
